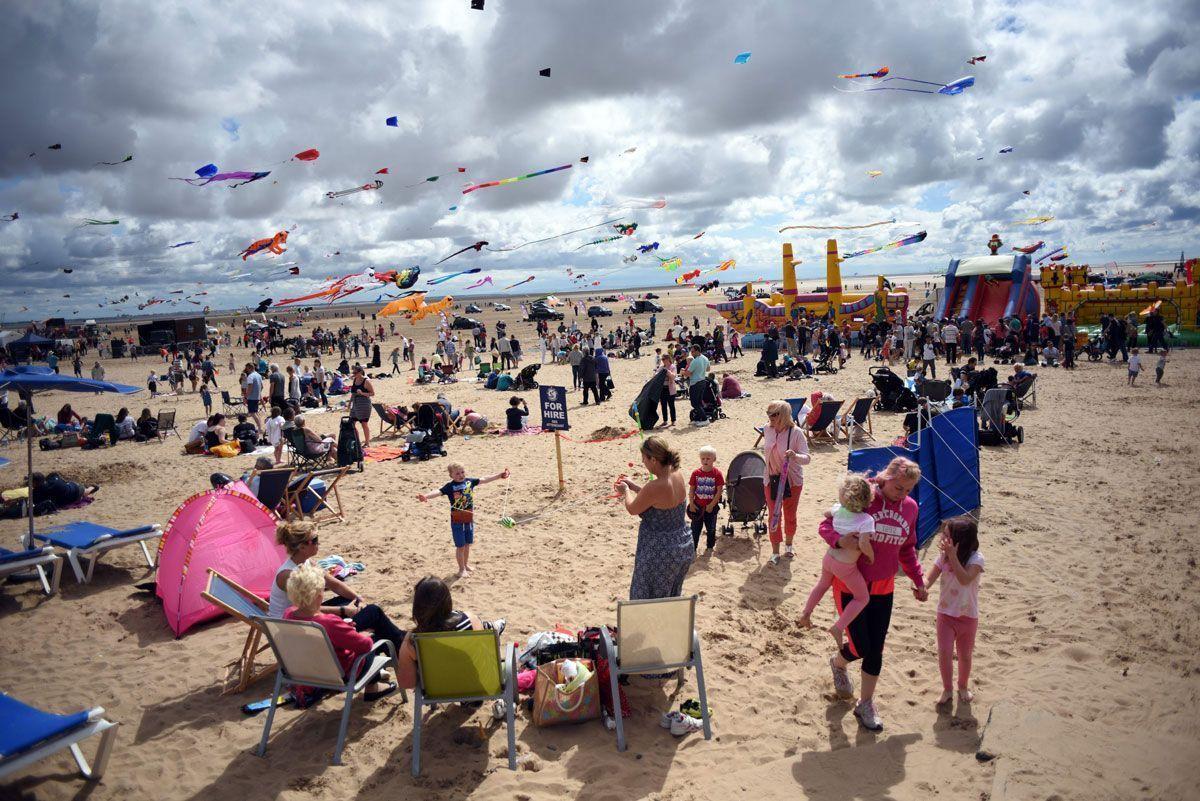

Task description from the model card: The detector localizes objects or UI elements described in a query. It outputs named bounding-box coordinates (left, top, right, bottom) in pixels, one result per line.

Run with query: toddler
left=1127, top=348, right=1142, bottom=386
left=925, top=516, right=984, bottom=705
left=417, top=463, right=510, bottom=578
left=147, top=371, right=159, bottom=398
left=200, top=382, right=213, bottom=417
left=687, top=445, right=725, bottom=553
left=265, top=405, right=286, bottom=465
left=799, top=474, right=876, bottom=646
left=1155, top=349, right=1168, bottom=385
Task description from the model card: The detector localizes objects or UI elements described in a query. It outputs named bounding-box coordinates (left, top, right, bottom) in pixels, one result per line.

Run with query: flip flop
left=364, top=682, right=397, bottom=702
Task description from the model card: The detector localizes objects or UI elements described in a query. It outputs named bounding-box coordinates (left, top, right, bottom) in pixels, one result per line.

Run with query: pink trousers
left=936, top=613, right=978, bottom=690
left=802, top=551, right=868, bottom=632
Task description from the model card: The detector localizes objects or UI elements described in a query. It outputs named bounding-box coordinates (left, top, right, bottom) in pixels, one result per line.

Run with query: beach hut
left=156, top=481, right=284, bottom=637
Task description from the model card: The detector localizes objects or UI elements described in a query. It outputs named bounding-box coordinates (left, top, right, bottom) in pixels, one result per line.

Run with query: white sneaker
left=769, top=554, right=780, bottom=565
left=490, top=618, right=507, bottom=637
left=660, top=710, right=683, bottom=729
left=854, top=699, right=883, bottom=731
left=830, top=657, right=854, bottom=699
left=670, top=713, right=704, bottom=736
left=784, top=545, right=795, bottom=559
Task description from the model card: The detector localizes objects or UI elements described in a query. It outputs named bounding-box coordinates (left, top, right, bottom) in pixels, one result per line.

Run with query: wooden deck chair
left=251, top=467, right=294, bottom=517
left=372, top=403, right=399, bottom=438
left=255, top=618, right=402, bottom=766
left=752, top=398, right=808, bottom=448
left=282, top=472, right=315, bottom=521
left=410, top=629, right=516, bottom=776
left=0, top=694, right=118, bottom=783
left=600, top=596, right=712, bottom=752
left=221, top=390, right=247, bottom=416
left=200, top=568, right=274, bottom=694
left=294, top=466, right=351, bottom=524
left=155, top=409, right=179, bottom=441
left=801, top=400, right=843, bottom=446
left=838, top=396, right=875, bottom=449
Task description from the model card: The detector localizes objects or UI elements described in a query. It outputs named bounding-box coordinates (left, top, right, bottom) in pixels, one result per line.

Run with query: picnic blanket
left=363, top=444, right=406, bottom=463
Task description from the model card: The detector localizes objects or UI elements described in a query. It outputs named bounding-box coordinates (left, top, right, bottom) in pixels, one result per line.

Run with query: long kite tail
left=462, top=163, right=572, bottom=195
left=486, top=217, right=626, bottom=252
left=779, top=219, right=896, bottom=232
left=842, top=230, right=927, bottom=260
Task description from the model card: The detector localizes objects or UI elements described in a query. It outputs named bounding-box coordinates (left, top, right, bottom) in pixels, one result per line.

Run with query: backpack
left=485, top=372, right=499, bottom=390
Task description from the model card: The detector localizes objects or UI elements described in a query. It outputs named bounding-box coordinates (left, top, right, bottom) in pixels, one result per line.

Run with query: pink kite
left=464, top=276, right=493, bottom=290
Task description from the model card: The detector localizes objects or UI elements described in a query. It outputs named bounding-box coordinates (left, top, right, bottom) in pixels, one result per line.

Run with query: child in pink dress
left=799, top=474, right=875, bottom=646
left=925, top=515, right=984, bottom=705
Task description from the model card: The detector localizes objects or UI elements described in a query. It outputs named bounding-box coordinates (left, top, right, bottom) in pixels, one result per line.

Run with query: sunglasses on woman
left=305, top=536, right=319, bottom=546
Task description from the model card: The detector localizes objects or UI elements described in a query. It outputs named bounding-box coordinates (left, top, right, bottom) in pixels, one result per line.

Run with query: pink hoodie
left=819, top=492, right=924, bottom=591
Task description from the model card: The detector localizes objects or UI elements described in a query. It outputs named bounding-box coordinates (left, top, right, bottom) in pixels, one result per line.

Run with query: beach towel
left=363, top=444, right=407, bottom=462
left=317, top=554, right=366, bottom=579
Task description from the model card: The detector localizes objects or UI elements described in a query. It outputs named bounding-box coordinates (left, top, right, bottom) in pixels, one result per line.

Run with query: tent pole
left=24, top=390, right=34, bottom=549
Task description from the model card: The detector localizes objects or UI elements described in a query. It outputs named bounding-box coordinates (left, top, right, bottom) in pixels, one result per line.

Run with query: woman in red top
left=819, top=456, right=927, bottom=732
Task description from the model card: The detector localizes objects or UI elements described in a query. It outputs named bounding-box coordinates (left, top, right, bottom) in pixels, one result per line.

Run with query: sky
left=1, top=0, right=1198, bottom=321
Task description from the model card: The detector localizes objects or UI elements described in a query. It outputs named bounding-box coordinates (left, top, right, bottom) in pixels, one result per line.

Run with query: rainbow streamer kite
left=503, top=275, right=536, bottom=290
left=779, top=219, right=896, bottom=232
left=842, top=231, right=927, bottom=260
left=462, top=163, right=573, bottom=195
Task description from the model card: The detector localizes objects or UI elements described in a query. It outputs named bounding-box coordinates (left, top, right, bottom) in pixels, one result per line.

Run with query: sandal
left=364, top=682, right=397, bottom=702
left=680, top=699, right=712, bottom=720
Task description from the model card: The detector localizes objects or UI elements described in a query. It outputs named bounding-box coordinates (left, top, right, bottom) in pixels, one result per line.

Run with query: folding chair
left=1013, top=374, right=1038, bottom=409
left=411, top=629, right=516, bottom=776
left=200, top=569, right=274, bottom=694
left=32, top=522, right=162, bottom=583
left=920, top=380, right=952, bottom=403
left=801, top=400, right=843, bottom=446
left=600, top=596, right=712, bottom=752
left=251, top=467, right=294, bottom=516
left=289, top=466, right=350, bottom=524
left=0, top=405, right=19, bottom=447
left=221, top=390, right=247, bottom=416
left=255, top=617, right=401, bottom=765
left=372, top=403, right=399, bottom=438
left=838, top=396, right=875, bottom=449
left=0, top=546, right=63, bottom=596
left=753, top=398, right=808, bottom=448
left=0, top=694, right=118, bottom=783
left=155, top=409, right=179, bottom=441
left=286, top=426, right=333, bottom=471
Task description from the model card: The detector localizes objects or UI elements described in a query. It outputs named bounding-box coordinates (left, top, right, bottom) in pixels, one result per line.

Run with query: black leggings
left=659, top=389, right=676, bottom=424
left=837, top=592, right=892, bottom=677
left=690, top=509, right=717, bottom=550
left=351, top=603, right=407, bottom=656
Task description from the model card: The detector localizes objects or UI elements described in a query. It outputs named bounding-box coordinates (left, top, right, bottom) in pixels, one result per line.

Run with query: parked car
left=526, top=305, right=564, bottom=321
left=491, top=302, right=511, bottom=311
left=644, top=293, right=660, bottom=299
left=465, top=303, right=483, bottom=313
left=587, top=305, right=613, bottom=317
left=626, top=300, right=663, bottom=314
left=451, top=316, right=481, bottom=330
left=600, top=295, right=620, bottom=303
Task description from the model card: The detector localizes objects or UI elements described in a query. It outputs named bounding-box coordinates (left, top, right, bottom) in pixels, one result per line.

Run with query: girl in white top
left=799, top=474, right=875, bottom=646
left=925, top=515, right=984, bottom=705
left=265, top=407, right=286, bottom=465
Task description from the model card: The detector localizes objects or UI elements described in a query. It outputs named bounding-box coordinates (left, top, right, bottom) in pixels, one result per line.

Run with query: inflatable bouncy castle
left=706, top=240, right=910, bottom=334
left=934, top=254, right=1040, bottom=326
left=1040, top=261, right=1197, bottom=333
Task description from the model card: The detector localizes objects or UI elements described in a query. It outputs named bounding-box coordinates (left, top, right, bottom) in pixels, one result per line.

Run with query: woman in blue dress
left=616, top=436, right=694, bottom=599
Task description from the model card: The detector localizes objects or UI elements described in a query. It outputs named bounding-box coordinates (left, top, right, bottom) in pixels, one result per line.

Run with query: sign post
left=538, top=385, right=570, bottom=492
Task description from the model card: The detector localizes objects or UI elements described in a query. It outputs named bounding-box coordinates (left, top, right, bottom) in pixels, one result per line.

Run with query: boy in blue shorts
left=417, top=462, right=510, bottom=578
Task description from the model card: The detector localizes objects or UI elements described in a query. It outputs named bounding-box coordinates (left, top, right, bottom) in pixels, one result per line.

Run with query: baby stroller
left=813, top=348, right=838, bottom=374
left=978, top=387, right=1023, bottom=446
left=514, top=364, right=540, bottom=391
left=689, top=376, right=726, bottom=425
left=401, top=403, right=449, bottom=461
left=869, top=365, right=918, bottom=412
left=721, top=451, right=767, bottom=537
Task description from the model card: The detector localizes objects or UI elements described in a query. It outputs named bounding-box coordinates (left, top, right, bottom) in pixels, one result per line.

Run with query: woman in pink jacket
left=820, top=456, right=928, bottom=731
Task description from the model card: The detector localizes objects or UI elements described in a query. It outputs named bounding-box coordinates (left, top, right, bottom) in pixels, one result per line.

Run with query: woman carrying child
left=799, top=474, right=875, bottom=646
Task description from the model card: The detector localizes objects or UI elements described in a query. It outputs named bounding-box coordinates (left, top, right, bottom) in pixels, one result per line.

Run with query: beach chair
left=290, top=466, right=350, bottom=525
left=838, top=396, right=875, bottom=449
left=0, top=405, right=21, bottom=447
left=372, top=403, right=400, bottom=438
left=0, top=694, right=118, bottom=783
left=1013, top=374, right=1038, bottom=409
left=251, top=467, right=294, bottom=516
left=32, top=522, right=162, bottom=584
left=255, top=617, right=401, bottom=766
left=599, top=596, right=712, bottom=752
left=286, top=426, right=333, bottom=471
left=221, top=390, right=247, bottom=416
left=200, top=569, right=274, bottom=694
left=920, top=380, right=952, bottom=403
left=752, top=398, right=807, bottom=448
left=0, top=545, right=63, bottom=596
left=801, top=400, right=843, bottom=446
left=155, top=409, right=179, bottom=441
left=410, top=628, right=516, bottom=776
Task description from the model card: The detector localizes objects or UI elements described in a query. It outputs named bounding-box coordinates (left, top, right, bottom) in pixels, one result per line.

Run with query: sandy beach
left=2, top=286, right=1198, bottom=801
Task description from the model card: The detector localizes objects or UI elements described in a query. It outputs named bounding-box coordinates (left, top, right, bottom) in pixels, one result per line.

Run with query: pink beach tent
left=156, top=481, right=284, bottom=636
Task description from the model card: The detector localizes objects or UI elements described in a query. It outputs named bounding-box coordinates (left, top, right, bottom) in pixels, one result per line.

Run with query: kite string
left=486, top=218, right=627, bottom=252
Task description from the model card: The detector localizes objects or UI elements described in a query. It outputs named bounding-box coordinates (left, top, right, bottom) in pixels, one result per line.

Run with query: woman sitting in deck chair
left=394, top=576, right=505, bottom=691
left=295, top=415, right=334, bottom=457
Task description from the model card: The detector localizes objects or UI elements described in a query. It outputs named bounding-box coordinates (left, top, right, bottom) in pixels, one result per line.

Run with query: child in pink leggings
left=799, top=474, right=875, bottom=646
left=925, top=515, right=984, bottom=705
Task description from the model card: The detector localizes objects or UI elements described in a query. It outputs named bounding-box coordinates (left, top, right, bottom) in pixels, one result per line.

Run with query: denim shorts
left=451, top=522, right=475, bottom=548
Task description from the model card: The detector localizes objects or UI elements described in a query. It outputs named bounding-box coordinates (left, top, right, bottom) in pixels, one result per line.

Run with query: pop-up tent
left=156, top=481, right=283, bottom=636
left=847, top=406, right=981, bottom=546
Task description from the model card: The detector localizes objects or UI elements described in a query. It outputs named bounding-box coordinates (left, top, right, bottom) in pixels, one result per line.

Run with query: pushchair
left=813, top=348, right=838, bottom=374
left=869, top=365, right=918, bottom=412
left=721, top=450, right=767, bottom=537
left=514, top=364, right=540, bottom=391
left=401, top=403, right=449, bottom=461
left=688, top=376, right=726, bottom=425
left=978, top=387, right=1023, bottom=446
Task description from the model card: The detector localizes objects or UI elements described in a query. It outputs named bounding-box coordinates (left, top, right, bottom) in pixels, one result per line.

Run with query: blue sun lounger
left=0, top=693, right=118, bottom=783
left=0, top=546, right=63, bottom=596
left=33, top=522, right=162, bottom=584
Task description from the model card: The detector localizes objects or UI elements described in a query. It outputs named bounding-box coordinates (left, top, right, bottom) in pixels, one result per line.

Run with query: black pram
left=401, top=402, right=449, bottom=461
left=721, top=450, right=767, bottom=536
left=870, top=365, right=919, bottom=412
left=514, top=364, right=540, bottom=391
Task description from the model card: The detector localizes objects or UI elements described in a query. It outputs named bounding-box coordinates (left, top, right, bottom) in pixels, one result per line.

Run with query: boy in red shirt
left=688, top=445, right=725, bottom=553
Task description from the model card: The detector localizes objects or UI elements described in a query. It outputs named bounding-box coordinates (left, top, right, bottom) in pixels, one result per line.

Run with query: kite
left=968, top=55, right=987, bottom=65
left=471, top=0, right=485, bottom=9
left=637, top=242, right=660, bottom=253
left=1049, top=252, right=1069, bottom=262
left=1, top=213, right=17, bottom=222
left=268, top=265, right=301, bottom=277
left=734, top=52, right=751, bottom=64
left=704, top=259, right=736, bottom=275
left=837, top=74, right=975, bottom=96
left=433, top=241, right=488, bottom=265
left=779, top=219, right=895, bottom=232
left=692, top=231, right=705, bottom=239
left=376, top=168, right=389, bottom=174
left=608, top=197, right=667, bottom=211
left=867, top=170, right=883, bottom=178
left=326, top=180, right=383, bottom=199
left=1012, top=215, right=1054, bottom=225
left=576, top=235, right=626, bottom=249
left=623, top=255, right=638, bottom=263
left=239, top=230, right=288, bottom=260
left=486, top=218, right=626, bottom=252
left=462, top=162, right=576, bottom=194
left=173, top=170, right=271, bottom=187
left=428, top=266, right=483, bottom=284
left=502, top=276, right=536, bottom=290
left=401, top=175, right=441, bottom=188
left=1033, top=247, right=1063, bottom=265
left=386, top=116, right=399, bottom=126
left=614, top=223, right=639, bottom=236
left=96, top=155, right=133, bottom=166
left=377, top=292, right=428, bottom=317
left=383, top=266, right=421, bottom=289
left=697, top=280, right=721, bottom=293
left=675, top=269, right=702, bottom=285
left=292, top=149, right=320, bottom=161
left=842, top=230, right=927, bottom=260
left=539, top=67, right=551, bottom=77
left=77, top=218, right=119, bottom=227
left=169, top=241, right=196, bottom=248
left=464, top=276, right=493, bottom=290
left=195, top=164, right=218, bottom=178
left=62, top=268, right=73, bottom=273
left=839, top=66, right=890, bottom=79
left=447, top=205, right=458, bottom=212
left=255, top=299, right=273, bottom=313
left=1022, top=190, right=1031, bottom=195
left=999, top=147, right=1014, bottom=154
left=657, top=257, right=682, bottom=271
left=1012, top=241, right=1044, bottom=254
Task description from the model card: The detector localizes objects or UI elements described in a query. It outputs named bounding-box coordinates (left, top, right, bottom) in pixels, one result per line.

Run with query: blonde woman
left=616, top=436, right=694, bottom=599
left=762, top=400, right=811, bottom=564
